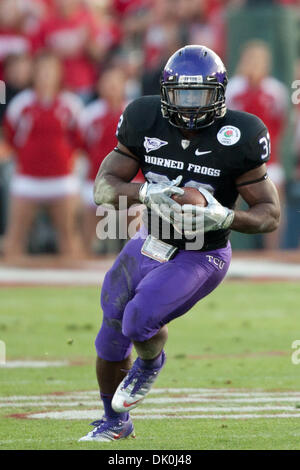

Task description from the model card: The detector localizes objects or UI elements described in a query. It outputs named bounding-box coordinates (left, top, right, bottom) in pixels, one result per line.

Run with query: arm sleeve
left=243, top=125, right=271, bottom=170
left=234, top=122, right=271, bottom=177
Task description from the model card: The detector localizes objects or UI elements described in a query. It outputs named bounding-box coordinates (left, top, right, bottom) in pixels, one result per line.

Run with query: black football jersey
left=117, top=95, right=270, bottom=251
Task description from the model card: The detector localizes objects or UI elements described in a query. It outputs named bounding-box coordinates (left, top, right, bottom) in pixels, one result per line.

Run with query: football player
left=79, top=45, right=280, bottom=442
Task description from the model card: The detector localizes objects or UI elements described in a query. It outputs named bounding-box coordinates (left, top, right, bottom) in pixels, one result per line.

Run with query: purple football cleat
left=79, top=416, right=135, bottom=442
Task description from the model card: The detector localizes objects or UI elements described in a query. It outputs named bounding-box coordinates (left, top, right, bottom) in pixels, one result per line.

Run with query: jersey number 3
left=259, top=132, right=271, bottom=160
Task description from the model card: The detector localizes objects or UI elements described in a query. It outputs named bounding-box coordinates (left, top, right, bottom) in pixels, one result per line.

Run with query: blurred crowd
left=0, top=0, right=300, bottom=259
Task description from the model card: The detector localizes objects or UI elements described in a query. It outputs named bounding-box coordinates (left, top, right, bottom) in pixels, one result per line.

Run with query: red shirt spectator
left=113, top=0, right=152, bottom=16
left=77, top=67, right=144, bottom=248
left=226, top=75, right=288, bottom=166
left=88, top=3, right=122, bottom=64
left=77, top=99, right=123, bottom=182
left=226, top=41, right=288, bottom=170
left=36, top=6, right=96, bottom=92
left=0, top=0, right=36, bottom=80
left=77, top=100, right=144, bottom=190
left=20, top=0, right=56, bottom=35
left=0, top=30, right=33, bottom=80
left=4, top=89, right=82, bottom=177
left=143, top=0, right=180, bottom=71
left=78, top=67, right=144, bottom=185
left=90, top=17, right=121, bottom=56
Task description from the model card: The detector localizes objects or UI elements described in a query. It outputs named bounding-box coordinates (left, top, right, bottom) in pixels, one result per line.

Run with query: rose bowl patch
left=217, top=126, right=241, bottom=146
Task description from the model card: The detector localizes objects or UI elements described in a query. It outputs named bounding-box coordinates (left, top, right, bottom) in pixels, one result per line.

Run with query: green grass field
left=1, top=282, right=300, bottom=450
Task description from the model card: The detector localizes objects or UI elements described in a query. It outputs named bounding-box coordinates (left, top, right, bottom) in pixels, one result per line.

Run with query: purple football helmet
left=161, top=45, right=228, bottom=129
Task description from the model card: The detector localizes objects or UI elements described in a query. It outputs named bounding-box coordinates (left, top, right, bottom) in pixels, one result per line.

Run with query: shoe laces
left=123, top=363, right=159, bottom=396
left=89, top=417, right=122, bottom=434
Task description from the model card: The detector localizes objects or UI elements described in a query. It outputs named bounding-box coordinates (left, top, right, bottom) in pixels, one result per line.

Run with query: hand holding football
left=171, top=187, right=208, bottom=207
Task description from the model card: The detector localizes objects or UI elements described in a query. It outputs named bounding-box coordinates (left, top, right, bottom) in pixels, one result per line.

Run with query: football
left=171, top=187, right=208, bottom=207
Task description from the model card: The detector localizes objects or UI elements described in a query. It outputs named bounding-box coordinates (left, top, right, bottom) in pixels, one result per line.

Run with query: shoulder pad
left=219, top=110, right=270, bottom=174
left=123, top=95, right=161, bottom=133
left=223, top=110, right=267, bottom=146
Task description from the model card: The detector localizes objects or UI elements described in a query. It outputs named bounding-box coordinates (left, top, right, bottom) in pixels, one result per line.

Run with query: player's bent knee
left=122, top=304, right=156, bottom=342
left=95, top=323, right=133, bottom=362
left=122, top=323, right=146, bottom=342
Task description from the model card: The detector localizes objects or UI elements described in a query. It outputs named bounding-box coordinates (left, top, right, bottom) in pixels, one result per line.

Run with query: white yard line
left=2, top=396, right=300, bottom=405
left=1, top=258, right=300, bottom=285
left=27, top=410, right=300, bottom=420
left=149, top=388, right=300, bottom=396
left=2, top=403, right=300, bottom=412
left=0, top=266, right=105, bottom=285
left=228, top=259, right=300, bottom=279
left=2, top=389, right=300, bottom=403
left=0, top=401, right=102, bottom=408
left=0, top=396, right=300, bottom=408
left=134, top=406, right=300, bottom=413
left=0, top=361, right=68, bottom=368
left=135, top=397, right=300, bottom=404
left=0, top=395, right=96, bottom=402
left=0, top=389, right=300, bottom=404
left=146, top=413, right=300, bottom=420
left=3, top=388, right=300, bottom=422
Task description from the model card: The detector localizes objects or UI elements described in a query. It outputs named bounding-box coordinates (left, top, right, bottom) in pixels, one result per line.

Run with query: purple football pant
left=95, top=228, right=232, bottom=362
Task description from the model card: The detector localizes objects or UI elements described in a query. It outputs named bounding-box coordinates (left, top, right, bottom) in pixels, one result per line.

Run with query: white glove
left=139, top=175, right=184, bottom=225
left=172, top=187, right=234, bottom=233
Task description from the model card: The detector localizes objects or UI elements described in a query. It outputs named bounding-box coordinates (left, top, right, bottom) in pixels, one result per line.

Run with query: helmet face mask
left=167, top=87, right=217, bottom=108
left=160, top=45, right=228, bottom=130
